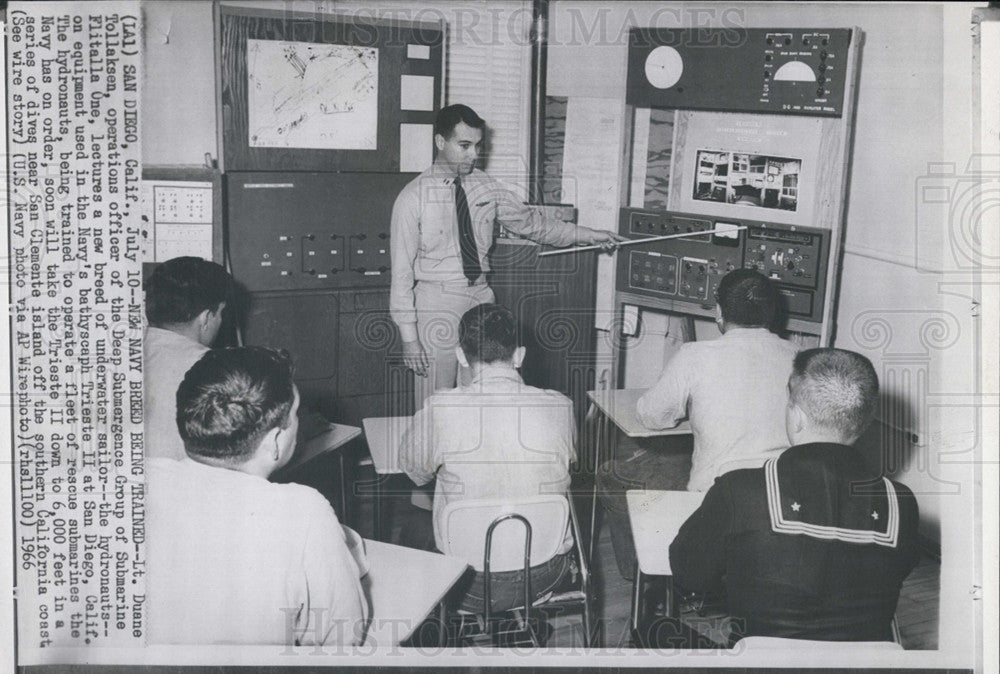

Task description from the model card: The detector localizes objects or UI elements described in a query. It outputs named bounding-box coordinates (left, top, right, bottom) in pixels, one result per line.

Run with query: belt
left=416, top=277, right=488, bottom=289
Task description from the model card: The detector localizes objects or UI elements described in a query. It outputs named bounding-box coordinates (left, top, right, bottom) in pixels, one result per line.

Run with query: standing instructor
left=390, top=104, right=621, bottom=407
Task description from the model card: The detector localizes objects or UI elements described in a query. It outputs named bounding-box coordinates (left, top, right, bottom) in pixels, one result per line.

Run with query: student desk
left=585, top=389, right=693, bottom=562
left=626, top=489, right=705, bottom=631
left=361, top=416, right=412, bottom=540
left=276, top=421, right=362, bottom=523
left=363, top=539, right=468, bottom=646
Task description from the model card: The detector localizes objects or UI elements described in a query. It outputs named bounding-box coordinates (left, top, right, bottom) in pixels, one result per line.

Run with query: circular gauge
left=644, top=45, right=684, bottom=89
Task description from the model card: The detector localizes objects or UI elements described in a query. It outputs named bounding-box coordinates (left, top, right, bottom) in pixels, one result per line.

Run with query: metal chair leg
left=588, top=410, right=607, bottom=565
left=373, top=473, right=384, bottom=541
left=631, top=560, right=643, bottom=633
left=588, top=488, right=599, bottom=567
left=664, top=576, right=678, bottom=618
left=338, top=452, right=350, bottom=528
left=437, top=601, right=447, bottom=647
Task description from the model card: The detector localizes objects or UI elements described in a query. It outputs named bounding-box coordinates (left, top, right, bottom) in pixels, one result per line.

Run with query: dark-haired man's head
left=456, top=303, right=525, bottom=371
left=786, top=348, right=879, bottom=446
left=434, top=104, right=486, bottom=140
left=144, top=257, right=234, bottom=346
left=434, top=104, right=486, bottom=176
left=176, top=347, right=299, bottom=477
left=715, top=268, right=780, bottom=332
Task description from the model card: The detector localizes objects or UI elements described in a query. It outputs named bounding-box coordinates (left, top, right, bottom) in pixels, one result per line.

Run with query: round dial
left=644, top=45, right=683, bottom=89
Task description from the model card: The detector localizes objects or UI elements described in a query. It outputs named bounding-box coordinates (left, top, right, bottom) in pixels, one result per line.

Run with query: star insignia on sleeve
left=871, top=510, right=879, bottom=520
left=790, top=502, right=801, bottom=512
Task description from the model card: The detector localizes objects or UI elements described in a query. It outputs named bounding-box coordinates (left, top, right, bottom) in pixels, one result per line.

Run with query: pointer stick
left=537, top=226, right=748, bottom=257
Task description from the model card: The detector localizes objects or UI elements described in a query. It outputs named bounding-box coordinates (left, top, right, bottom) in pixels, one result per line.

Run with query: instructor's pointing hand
left=578, top=227, right=627, bottom=252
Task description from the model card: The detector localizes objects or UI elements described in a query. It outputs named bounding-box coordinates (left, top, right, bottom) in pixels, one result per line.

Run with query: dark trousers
left=398, top=506, right=575, bottom=614
left=597, top=436, right=692, bottom=580
left=453, top=552, right=575, bottom=614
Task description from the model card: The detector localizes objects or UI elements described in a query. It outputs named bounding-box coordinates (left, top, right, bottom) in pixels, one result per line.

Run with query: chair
left=439, top=494, right=595, bottom=647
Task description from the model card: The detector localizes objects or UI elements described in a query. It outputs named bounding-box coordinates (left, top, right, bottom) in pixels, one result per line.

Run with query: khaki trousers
left=413, top=280, right=495, bottom=410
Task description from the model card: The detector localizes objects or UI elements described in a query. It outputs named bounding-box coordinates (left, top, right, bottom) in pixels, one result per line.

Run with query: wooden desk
left=626, top=489, right=705, bottom=631
left=585, top=389, right=693, bottom=563
left=587, top=389, right=692, bottom=439
left=362, top=539, right=468, bottom=646
left=361, top=416, right=412, bottom=540
left=284, top=423, right=362, bottom=473
left=362, top=416, right=411, bottom=475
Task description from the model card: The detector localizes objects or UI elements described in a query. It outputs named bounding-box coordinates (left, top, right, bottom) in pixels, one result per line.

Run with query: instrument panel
left=226, top=172, right=414, bottom=292
left=627, top=27, right=853, bottom=116
left=616, top=208, right=828, bottom=324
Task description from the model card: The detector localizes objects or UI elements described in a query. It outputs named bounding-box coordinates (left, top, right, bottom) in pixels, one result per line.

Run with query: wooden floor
left=308, top=458, right=940, bottom=650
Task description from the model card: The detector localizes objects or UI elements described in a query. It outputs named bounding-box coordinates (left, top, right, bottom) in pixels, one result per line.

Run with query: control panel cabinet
left=616, top=208, right=828, bottom=326
left=628, top=28, right=853, bottom=116
left=227, top=172, right=413, bottom=292
left=226, top=171, right=417, bottom=424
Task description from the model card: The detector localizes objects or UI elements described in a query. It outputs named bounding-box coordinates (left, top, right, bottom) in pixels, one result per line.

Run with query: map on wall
left=247, top=39, right=379, bottom=150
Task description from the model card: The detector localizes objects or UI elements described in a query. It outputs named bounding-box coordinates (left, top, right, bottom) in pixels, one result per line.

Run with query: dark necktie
left=454, top=175, right=482, bottom=284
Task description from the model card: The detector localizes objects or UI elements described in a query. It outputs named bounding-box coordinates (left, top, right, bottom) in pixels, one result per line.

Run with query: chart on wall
left=219, top=5, right=443, bottom=172
left=247, top=39, right=379, bottom=150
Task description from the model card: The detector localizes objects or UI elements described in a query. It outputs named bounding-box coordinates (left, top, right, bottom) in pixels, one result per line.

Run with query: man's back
left=400, top=371, right=576, bottom=554
left=670, top=443, right=920, bottom=641
left=144, top=327, right=209, bottom=460
left=637, top=327, right=800, bottom=490
left=146, top=458, right=366, bottom=646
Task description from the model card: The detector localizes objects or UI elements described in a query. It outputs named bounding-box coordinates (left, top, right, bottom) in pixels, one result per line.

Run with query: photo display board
left=219, top=5, right=443, bottom=171
left=670, top=111, right=823, bottom=228
left=618, top=27, right=861, bottom=339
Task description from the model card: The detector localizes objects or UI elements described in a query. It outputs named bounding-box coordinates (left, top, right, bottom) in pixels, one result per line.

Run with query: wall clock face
left=644, top=45, right=683, bottom=89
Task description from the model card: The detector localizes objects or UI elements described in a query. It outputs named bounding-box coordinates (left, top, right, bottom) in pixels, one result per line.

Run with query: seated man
left=670, top=348, right=920, bottom=642
left=399, top=304, right=577, bottom=613
left=144, top=256, right=234, bottom=460
left=600, top=268, right=800, bottom=579
left=146, top=347, right=367, bottom=646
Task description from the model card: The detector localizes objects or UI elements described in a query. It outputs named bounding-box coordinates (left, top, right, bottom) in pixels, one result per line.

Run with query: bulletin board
left=141, top=167, right=223, bottom=264
left=217, top=4, right=443, bottom=172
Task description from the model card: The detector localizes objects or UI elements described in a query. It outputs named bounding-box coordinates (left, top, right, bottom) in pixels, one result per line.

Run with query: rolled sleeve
left=493, top=182, right=578, bottom=248
left=390, top=185, right=421, bottom=342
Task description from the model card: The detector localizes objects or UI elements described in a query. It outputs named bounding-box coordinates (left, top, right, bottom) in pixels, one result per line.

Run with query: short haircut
left=716, top=268, right=779, bottom=328
left=435, top=104, right=486, bottom=139
left=144, top=257, right=233, bottom=327
left=459, top=303, right=517, bottom=364
left=177, top=347, right=296, bottom=462
left=788, top=348, right=879, bottom=440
